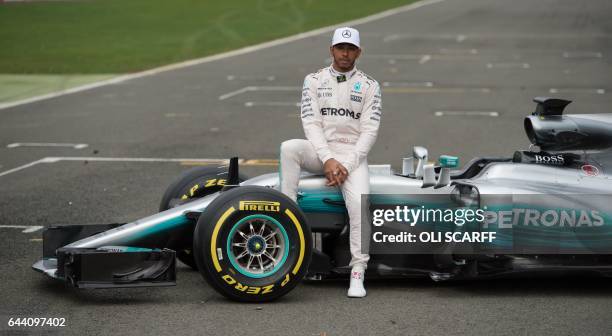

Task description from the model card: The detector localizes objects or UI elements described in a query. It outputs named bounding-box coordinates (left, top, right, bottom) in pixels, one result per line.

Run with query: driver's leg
left=279, top=139, right=324, bottom=202
left=340, top=159, right=370, bottom=298
left=341, top=160, right=370, bottom=269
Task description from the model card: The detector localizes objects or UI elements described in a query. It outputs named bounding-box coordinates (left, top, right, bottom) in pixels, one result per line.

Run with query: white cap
left=331, top=27, right=360, bottom=48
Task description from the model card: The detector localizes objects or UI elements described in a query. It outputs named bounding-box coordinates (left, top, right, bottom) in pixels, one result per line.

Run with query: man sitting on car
left=280, top=27, right=382, bottom=298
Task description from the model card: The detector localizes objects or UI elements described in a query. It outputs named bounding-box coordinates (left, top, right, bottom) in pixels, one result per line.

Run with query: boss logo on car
left=514, top=151, right=575, bottom=166
left=239, top=201, right=280, bottom=212
left=534, top=154, right=565, bottom=165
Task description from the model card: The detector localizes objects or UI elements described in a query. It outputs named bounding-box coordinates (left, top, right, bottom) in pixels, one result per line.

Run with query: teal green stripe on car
left=298, top=191, right=456, bottom=214
left=298, top=190, right=345, bottom=213
left=129, top=215, right=191, bottom=241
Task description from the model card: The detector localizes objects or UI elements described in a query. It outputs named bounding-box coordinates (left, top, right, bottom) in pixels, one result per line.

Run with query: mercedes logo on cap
left=342, top=30, right=351, bottom=38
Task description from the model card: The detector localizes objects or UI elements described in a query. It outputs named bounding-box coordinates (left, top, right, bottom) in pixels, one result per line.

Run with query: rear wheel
left=193, top=186, right=312, bottom=302
left=159, top=166, right=246, bottom=269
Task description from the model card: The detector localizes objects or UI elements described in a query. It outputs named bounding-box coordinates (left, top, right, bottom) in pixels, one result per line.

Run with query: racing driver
left=280, top=27, right=382, bottom=298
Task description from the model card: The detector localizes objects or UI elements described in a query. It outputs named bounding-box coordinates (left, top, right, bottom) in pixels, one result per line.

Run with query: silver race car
left=33, top=97, right=612, bottom=302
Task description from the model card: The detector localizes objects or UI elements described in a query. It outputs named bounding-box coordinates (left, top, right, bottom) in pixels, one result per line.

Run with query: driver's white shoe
left=347, top=266, right=366, bottom=298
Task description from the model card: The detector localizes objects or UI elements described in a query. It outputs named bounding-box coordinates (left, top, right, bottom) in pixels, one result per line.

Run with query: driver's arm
left=301, top=74, right=333, bottom=163
left=341, top=81, right=382, bottom=173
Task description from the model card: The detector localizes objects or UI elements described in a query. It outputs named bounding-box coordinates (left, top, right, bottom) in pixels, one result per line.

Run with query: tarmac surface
left=1, top=0, right=612, bottom=335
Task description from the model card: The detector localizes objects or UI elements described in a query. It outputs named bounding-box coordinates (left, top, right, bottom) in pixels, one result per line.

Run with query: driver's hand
left=323, top=159, right=349, bottom=186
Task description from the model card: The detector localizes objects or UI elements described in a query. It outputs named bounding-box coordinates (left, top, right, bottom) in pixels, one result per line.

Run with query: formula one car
left=33, top=97, right=612, bottom=302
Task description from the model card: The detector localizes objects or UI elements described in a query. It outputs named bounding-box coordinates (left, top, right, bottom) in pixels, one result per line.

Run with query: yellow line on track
left=242, top=159, right=279, bottom=166
left=180, top=159, right=278, bottom=166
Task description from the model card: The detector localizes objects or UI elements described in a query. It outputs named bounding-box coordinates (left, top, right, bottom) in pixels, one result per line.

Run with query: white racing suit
left=280, top=66, right=382, bottom=269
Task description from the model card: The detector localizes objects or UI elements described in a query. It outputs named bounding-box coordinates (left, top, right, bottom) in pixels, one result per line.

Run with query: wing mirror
left=413, top=146, right=428, bottom=178
left=436, top=155, right=459, bottom=188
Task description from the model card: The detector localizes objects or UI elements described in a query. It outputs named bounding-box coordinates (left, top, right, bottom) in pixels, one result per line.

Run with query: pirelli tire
left=159, top=166, right=246, bottom=270
left=193, top=186, right=312, bottom=302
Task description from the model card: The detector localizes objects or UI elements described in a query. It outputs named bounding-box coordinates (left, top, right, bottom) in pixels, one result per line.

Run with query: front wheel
left=193, top=186, right=312, bottom=302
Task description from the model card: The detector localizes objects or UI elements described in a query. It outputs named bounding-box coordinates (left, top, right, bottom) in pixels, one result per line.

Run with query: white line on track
left=0, top=156, right=280, bottom=178
left=439, top=48, right=478, bottom=55
left=363, top=54, right=478, bottom=62
left=0, top=225, right=44, bottom=233
left=0, top=0, right=446, bottom=111
left=164, top=112, right=191, bottom=118
left=227, top=75, right=276, bottom=81
left=549, top=88, right=605, bottom=94
left=245, top=102, right=300, bottom=107
left=382, top=81, right=434, bottom=87
left=219, top=87, right=254, bottom=100
left=562, top=51, right=603, bottom=59
left=419, top=55, right=432, bottom=64
left=363, top=54, right=424, bottom=60
left=385, top=87, right=491, bottom=94
left=43, top=157, right=230, bottom=164
left=383, top=33, right=463, bottom=42
left=382, top=34, right=400, bottom=42
left=219, top=86, right=300, bottom=100
left=434, top=111, right=499, bottom=117
left=0, top=158, right=49, bottom=178
left=486, top=63, right=530, bottom=69
left=7, top=142, right=88, bottom=149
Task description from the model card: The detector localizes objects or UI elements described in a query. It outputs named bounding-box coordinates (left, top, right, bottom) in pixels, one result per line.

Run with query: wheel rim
left=226, top=214, right=289, bottom=278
